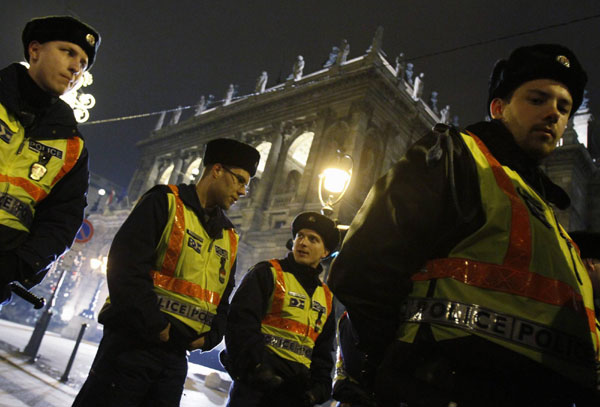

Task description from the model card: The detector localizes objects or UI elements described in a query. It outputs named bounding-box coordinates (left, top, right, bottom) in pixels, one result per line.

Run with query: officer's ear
left=27, top=41, right=43, bottom=63
left=490, top=98, right=506, bottom=120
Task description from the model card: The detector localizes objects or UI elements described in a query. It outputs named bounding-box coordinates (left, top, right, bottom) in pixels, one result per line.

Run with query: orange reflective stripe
left=269, top=259, right=286, bottom=314
left=262, top=314, right=321, bottom=342
left=161, top=185, right=185, bottom=277
left=0, top=174, right=47, bottom=201
left=468, top=132, right=531, bottom=269
left=323, top=283, right=333, bottom=317
left=228, top=229, right=238, bottom=266
left=51, top=138, right=81, bottom=185
left=416, top=258, right=587, bottom=314
left=264, top=259, right=329, bottom=342
left=152, top=271, right=221, bottom=305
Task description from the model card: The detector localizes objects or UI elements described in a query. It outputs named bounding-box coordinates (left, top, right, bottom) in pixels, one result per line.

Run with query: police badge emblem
left=29, top=151, right=51, bottom=181
left=219, top=257, right=227, bottom=284
left=86, top=33, right=96, bottom=46
left=29, top=163, right=47, bottom=181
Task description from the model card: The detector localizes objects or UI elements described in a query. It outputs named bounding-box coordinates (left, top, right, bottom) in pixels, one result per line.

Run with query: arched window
left=288, top=131, right=314, bottom=167
left=158, top=163, right=174, bottom=185
left=255, top=142, right=272, bottom=175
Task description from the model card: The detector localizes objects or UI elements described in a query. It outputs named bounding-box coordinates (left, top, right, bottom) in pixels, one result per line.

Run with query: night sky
left=2, top=1, right=599, bottom=188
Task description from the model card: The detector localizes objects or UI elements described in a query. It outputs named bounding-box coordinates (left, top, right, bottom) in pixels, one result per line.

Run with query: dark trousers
left=375, top=332, right=600, bottom=407
left=72, top=328, right=188, bottom=407
left=227, top=379, right=307, bottom=407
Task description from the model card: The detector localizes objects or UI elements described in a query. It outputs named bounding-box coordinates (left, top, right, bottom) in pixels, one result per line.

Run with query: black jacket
left=98, top=183, right=237, bottom=351
left=327, top=121, right=600, bottom=405
left=0, top=63, right=89, bottom=287
left=328, top=119, right=571, bottom=359
left=225, top=252, right=336, bottom=402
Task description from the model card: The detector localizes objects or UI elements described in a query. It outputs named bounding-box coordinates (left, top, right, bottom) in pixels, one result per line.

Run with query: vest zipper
left=554, top=212, right=583, bottom=285
left=16, top=136, right=27, bottom=155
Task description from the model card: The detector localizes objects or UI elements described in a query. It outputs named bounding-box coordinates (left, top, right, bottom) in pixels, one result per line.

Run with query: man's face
left=27, top=40, right=89, bottom=96
left=211, top=164, right=249, bottom=210
left=491, top=79, right=573, bottom=160
left=292, top=228, right=329, bottom=269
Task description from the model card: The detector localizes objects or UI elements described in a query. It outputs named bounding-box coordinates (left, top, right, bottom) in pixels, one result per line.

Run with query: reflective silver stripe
left=263, top=334, right=313, bottom=359
left=0, top=192, right=33, bottom=228
left=156, top=294, right=215, bottom=326
left=399, top=297, right=594, bottom=364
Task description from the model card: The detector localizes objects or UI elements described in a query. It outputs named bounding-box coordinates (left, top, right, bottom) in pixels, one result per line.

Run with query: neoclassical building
left=126, top=32, right=445, bottom=276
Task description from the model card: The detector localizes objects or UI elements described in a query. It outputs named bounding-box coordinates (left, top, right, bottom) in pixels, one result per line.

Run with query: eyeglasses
left=223, top=166, right=249, bottom=193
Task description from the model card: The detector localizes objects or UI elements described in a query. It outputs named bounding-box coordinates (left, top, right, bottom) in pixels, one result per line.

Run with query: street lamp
left=318, top=150, right=353, bottom=217
left=79, top=257, right=107, bottom=320
left=90, top=188, right=106, bottom=213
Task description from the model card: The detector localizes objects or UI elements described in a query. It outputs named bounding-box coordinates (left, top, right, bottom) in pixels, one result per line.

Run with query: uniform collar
left=0, top=63, right=78, bottom=131
left=284, top=252, right=324, bottom=279
left=465, top=120, right=570, bottom=209
left=176, top=183, right=234, bottom=238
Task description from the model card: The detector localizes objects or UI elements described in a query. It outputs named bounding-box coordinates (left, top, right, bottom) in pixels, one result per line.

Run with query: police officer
left=328, top=44, right=599, bottom=406
left=0, top=16, right=100, bottom=303
left=72, top=138, right=260, bottom=407
left=223, top=211, right=339, bottom=407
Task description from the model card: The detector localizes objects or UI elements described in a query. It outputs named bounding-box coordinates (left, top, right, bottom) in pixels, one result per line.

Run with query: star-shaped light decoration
left=20, top=61, right=96, bottom=123
left=60, top=71, right=96, bottom=123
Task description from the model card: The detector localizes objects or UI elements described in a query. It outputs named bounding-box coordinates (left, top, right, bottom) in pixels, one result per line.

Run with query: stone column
left=297, top=109, right=334, bottom=207
left=252, top=129, right=284, bottom=210
left=168, top=157, right=184, bottom=185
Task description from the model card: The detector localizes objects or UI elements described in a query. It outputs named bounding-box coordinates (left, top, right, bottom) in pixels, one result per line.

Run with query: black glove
left=248, top=363, right=284, bottom=391
left=302, top=389, right=317, bottom=407
left=1, top=254, right=22, bottom=306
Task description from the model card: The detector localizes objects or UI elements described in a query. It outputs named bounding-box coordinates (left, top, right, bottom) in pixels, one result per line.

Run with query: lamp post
left=90, top=188, right=106, bottom=213
left=23, top=266, right=68, bottom=361
left=318, top=150, right=353, bottom=218
left=79, top=257, right=107, bottom=320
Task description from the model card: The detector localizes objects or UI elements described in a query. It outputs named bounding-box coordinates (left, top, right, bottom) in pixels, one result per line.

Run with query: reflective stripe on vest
left=261, top=259, right=333, bottom=367
left=0, top=104, right=83, bottom=232
left=151, top=185, right=238, bottom=334
left=405, top=132, right=599, bottom=386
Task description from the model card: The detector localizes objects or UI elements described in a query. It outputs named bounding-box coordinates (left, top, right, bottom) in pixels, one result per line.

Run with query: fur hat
left=488, top=44, right=587, bottom=117
left=22, top=15, right=101, bottom=70
left=203, top=138, right=260, bottom=177
left=292, top=212, right=340, bottom=253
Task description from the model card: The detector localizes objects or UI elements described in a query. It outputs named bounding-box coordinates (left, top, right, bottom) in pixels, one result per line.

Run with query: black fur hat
left=292, top=212, right=340, bottom=253
left=22, top=15, right=101, bottom=70
left=203, top=138, right=260, bottom=177
left=488, top=44, right=587, bottom=117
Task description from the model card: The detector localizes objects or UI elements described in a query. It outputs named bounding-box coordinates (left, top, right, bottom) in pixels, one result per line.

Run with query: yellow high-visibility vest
left=398, top=131, right=600, bottom=388
left=0, top=103, right=84, bottom=232
left=261, top=259, right=333, bottom=368
left=151, top=185, right=238, bottom=334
